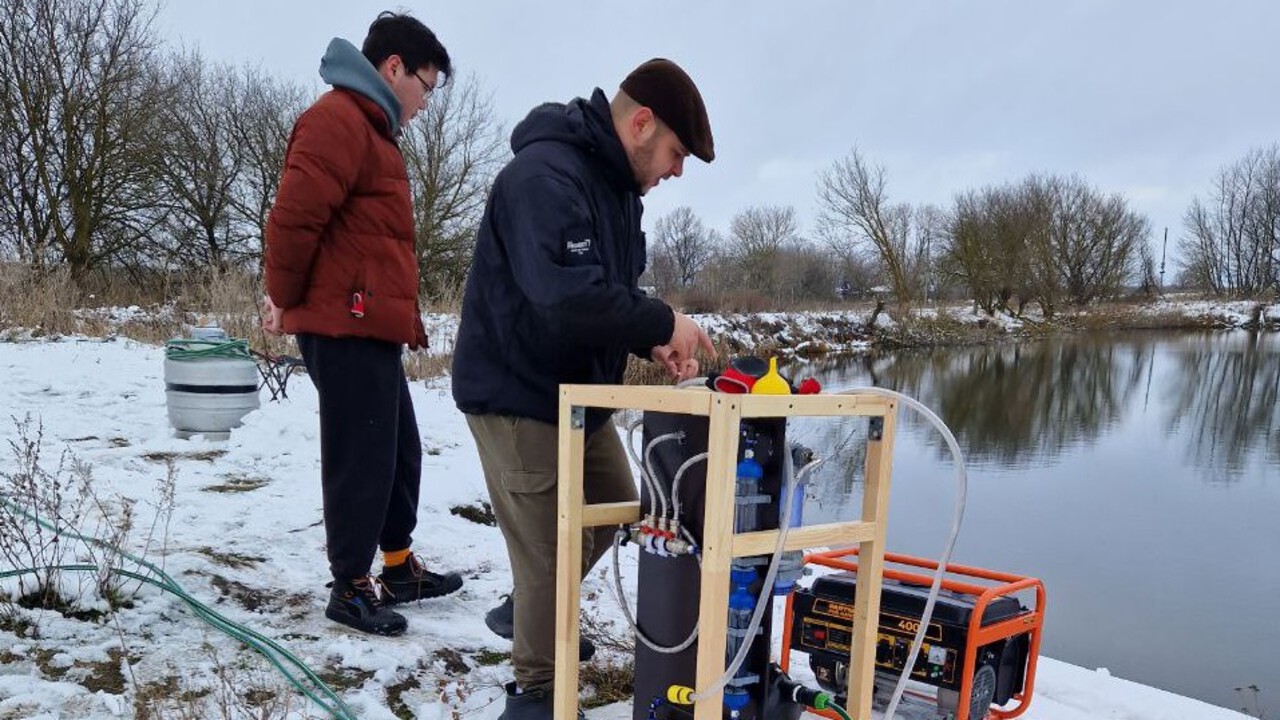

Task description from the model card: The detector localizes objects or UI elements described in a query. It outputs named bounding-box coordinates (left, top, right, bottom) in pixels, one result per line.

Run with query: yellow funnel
left=751, top=356, right=792, bottom=395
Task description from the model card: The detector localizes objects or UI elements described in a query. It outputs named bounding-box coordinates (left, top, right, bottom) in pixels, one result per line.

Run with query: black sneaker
left=497, top=681, right=584, bottom=720
left=379, top=554, right=463, bottom=603
left=326, top=576, right=407, bottom=636
left=484, top=593, right=515, bottom=637
left=485, top=593, right=596, bottom=662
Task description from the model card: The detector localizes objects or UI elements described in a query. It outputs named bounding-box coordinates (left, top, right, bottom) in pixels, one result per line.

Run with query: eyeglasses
left=412, top=71, right=436, bottom=97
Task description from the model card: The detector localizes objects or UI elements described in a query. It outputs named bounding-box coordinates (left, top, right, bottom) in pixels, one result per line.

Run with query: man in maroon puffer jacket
left=262, top=11, right=461, bottom=636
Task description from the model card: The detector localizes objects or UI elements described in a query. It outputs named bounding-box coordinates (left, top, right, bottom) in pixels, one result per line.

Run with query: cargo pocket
left=501, top=469, right=557, bottom=495
left=499, top=470, right=559, bottom=557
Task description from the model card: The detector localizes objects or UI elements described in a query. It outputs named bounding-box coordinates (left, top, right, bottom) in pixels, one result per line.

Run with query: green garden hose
left=164, top=337, right=253, bottom=361
left=0, top=495, right=356, bottom=720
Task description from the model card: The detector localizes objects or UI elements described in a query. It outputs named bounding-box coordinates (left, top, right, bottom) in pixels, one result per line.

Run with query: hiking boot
left=379, top=554, right=463, bottom=603
left=497, top=681, right=584, bottom=720
left=485, top=593, right=596, bottom=662
left=325, top=576, right=407, bottom=636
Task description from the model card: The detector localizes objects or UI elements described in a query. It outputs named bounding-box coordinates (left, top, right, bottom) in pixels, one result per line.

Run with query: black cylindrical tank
left=630, top=411, right=799, bottom=720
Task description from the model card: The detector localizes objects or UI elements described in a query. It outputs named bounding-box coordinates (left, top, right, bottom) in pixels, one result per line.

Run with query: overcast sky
left=160, top=1, right=1279, bottom=260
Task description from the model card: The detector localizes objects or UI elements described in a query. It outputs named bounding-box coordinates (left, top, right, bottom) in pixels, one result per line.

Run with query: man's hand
left=651, top=345, right=700, bottom=381
left=651, top=312, right=715, bottom=382
left=668, top=311, right=716, bottom=362
left=261, top=295, right=284, bottom=336
left=410, top=316, right=429, bottom=352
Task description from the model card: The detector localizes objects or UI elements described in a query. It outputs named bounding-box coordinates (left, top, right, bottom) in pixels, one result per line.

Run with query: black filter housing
left=791, top=571, right=1031, bottom=707
left=630, top=411, right=800, bottom=720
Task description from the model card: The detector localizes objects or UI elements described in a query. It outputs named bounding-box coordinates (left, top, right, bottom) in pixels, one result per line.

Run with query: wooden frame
left=555, top=385, right=898, bottom=720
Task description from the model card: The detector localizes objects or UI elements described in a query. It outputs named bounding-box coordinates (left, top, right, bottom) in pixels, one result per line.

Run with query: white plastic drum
left=164, top=345, right=260, bottom=440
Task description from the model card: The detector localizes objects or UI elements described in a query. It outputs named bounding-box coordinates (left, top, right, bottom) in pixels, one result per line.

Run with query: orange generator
left=781, top=549, right=1046, bottom=720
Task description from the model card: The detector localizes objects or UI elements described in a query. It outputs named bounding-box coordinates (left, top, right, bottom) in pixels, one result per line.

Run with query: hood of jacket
left=318, top=37, right=402, bottom=138
left=510, top=88, right=638, bottom=193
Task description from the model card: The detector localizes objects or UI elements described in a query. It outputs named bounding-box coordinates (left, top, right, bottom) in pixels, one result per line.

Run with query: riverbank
left=694, top=296, right=1280, bottom=358
left=0, top=296, right=1275, bottom=382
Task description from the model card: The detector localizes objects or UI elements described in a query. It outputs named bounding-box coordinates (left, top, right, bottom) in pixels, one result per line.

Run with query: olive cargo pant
left=465, top=413, right=638, bottom=690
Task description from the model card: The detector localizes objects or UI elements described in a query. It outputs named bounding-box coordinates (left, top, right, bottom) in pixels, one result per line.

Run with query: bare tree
left=726, top=205, right=800, bottom=296
left=1044, top=175, right=1146, bottom=306
left=774, top=243, right=841, bottom=302
left=946, top=187, right=1015, bottom=314
left=1181, top=145, right=1280, bottom=295
left=0, top=0, right=170, bottom=277
left=650, top=206, right=712, bottom=292
left=817, top=148, right=921, bottom=304
left=913, top=204, right=947, bottom=302
left=401, top=73, right=507, bottom=301
left=1136, top=239, right=1158, bottom=297
left=153, top=50, right=253, bottom=271
left=0, top=0, right=55, bottom=266
left=816, top=221, right=882, bottom=300
left=944, top=174, right=1143, bottom=316
left=1009, top=176, right=1065, bottom=315
left=226, top=65, right=308, bottom=262
left=679, top=233, right=738, bottom=302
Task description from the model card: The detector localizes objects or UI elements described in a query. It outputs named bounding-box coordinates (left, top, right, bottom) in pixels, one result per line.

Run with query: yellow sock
left=383, top=548, right=411, bottom=568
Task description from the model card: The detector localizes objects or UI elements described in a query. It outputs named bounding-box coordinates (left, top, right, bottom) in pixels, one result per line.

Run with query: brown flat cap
left=620, top=58, right=715, bottom=163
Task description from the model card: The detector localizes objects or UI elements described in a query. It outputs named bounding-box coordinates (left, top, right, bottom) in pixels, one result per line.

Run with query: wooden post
left=553, top=392, right=586, bottom=720
left=692, top=395, right=743, bottom=720
left=847, top=404, right=897, bottom=718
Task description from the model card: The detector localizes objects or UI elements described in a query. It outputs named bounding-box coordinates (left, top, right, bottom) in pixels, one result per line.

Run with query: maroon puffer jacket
left=265, top=88, right=426, bottom=348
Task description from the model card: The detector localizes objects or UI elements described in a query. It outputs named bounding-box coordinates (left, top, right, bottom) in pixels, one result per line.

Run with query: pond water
left=783, top=331, right=1279, bottom=716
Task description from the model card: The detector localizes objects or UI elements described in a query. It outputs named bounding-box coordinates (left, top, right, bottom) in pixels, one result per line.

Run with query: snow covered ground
left=0, top=337, right=1257, bottom=720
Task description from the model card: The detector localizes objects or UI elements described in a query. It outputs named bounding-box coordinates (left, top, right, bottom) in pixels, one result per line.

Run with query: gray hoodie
left=318, top=38, right=402, bottom=138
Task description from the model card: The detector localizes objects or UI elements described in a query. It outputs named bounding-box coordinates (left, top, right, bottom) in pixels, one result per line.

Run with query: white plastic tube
left=834, top=386, right=968, bottom=720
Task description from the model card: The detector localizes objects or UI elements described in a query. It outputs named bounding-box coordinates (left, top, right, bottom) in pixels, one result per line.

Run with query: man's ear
left=630, top=106, right=657, bottom=142
left=376, top=55, right=401, bottom=84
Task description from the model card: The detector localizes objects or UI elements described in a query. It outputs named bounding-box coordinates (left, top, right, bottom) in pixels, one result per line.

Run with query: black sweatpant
left=296, top=333, right=421, bottom=582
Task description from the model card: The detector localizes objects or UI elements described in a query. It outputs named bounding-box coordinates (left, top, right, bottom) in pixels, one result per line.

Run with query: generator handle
left=804, top=549, right=1041, bottom=608
left=982, top=578, right=1046, bottom=720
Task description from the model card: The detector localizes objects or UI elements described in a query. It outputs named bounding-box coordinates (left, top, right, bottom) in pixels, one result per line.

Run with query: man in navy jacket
left=452, top=58, right=716, bottom=719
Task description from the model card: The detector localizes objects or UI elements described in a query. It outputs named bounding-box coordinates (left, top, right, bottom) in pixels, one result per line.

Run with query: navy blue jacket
left=452, top=89, right=674, bottom=432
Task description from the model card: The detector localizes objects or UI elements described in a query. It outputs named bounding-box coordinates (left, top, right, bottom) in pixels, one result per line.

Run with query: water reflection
left=1163, top=333, right=1280, bottom=480
left=796, top=332, right=1279, bottom=479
